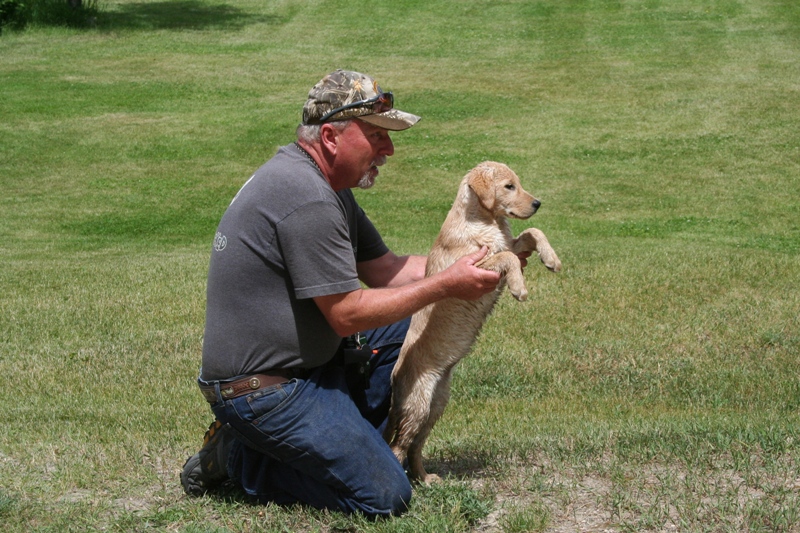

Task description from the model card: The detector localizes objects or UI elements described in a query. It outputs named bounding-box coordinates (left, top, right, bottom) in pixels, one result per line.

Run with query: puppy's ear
left=467, top=164, right=496, bottom=211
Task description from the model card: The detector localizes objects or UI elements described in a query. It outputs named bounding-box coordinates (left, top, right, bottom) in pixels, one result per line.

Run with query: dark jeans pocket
left=230, top=380, right=298, bottom=424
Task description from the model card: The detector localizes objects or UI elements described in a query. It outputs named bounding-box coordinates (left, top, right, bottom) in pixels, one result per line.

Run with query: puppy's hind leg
left=387, top=369, right=437, bottom=471
left=406, top=370, right=455, bottom=484
left=383, top=396, right=402, bottom=450
left=513, top=228, right=561, bottom=272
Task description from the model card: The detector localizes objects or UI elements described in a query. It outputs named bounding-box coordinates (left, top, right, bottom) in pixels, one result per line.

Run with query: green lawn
left=1, top=1, right=799, bottom=531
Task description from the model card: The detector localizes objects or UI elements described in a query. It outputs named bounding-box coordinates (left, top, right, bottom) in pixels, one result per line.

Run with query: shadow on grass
left=98, top=0, right=281, bottom=31
left=196, top=454, right=496, bottom=508
left=422, top=453, right=496, bottom=481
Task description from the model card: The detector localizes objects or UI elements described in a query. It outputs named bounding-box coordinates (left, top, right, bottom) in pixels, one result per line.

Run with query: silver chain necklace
left=294, top=142, right=323, bottom=175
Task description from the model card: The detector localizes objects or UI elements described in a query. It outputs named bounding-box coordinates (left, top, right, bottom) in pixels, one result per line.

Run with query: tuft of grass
left=0, top=491, right=17, bottom=518
left=341, top=481, right=493, bottom=533
left=500, top=502, right=551, bottom=533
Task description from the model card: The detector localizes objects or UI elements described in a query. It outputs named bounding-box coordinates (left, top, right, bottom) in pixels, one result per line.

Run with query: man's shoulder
left=239, top=145, right=338, bottom=207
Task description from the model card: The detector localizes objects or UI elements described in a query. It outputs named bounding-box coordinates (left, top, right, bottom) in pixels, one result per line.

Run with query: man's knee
left=387, top=477, right=413, bottom=516
left=359, top=476, right=412, bottom=517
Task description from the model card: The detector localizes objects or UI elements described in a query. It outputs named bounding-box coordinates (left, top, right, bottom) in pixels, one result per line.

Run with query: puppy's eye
left=504, top=184, right=516, bottom=190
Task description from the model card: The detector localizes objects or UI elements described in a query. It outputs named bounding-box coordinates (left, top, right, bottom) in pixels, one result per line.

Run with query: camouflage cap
left=302, top=70, right=421, bottom=131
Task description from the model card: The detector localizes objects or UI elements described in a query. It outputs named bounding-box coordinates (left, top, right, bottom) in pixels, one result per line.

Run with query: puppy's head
left=466, top=161, right=540, bottom=219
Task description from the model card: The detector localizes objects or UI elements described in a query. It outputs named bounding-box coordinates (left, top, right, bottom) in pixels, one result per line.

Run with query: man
left=181, top=70, right=502, bottom=516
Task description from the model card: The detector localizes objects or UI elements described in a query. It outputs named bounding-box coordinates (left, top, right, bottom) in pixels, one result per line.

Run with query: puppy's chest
left=428, top=221, right=513, bottom=275
left=466, top=223, right=513, bottom=254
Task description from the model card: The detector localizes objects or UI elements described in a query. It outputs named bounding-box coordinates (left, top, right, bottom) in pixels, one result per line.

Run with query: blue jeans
left=200, top=318, right=412, bottom=516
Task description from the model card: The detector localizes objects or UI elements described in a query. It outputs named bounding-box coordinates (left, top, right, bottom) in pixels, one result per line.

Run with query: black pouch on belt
left=342, top=333, right=374, bottom=390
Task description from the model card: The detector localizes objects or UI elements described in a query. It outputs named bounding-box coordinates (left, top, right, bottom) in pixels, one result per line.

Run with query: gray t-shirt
left=200, top=143, right=389, bottom=381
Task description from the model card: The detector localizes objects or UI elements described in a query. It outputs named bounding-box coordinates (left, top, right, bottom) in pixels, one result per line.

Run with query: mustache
left=373, top=155, right=387, bottom=167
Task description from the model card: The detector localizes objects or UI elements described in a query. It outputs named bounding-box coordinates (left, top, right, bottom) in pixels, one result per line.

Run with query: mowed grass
left=1, top=1, right=799, bottom=531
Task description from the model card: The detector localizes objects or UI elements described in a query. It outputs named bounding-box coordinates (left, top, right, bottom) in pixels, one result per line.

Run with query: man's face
left=333, top=120, right=395, bottom=190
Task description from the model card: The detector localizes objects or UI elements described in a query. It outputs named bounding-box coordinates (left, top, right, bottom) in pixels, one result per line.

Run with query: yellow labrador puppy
left=383, top=161, right=561, bottom=483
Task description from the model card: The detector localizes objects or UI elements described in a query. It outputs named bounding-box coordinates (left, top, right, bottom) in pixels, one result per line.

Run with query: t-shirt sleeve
left=336, top=188, right=389, bottom=263
left=276, top=200, right=363, bottom=300
left=354, top=205, right=390, bottom=262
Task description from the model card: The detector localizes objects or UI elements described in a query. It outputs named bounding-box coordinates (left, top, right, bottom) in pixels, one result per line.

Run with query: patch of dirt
left=472, top=472, right=622, bottom=533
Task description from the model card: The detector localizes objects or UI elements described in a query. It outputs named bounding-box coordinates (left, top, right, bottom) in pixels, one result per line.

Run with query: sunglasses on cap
left=317, top=91, right=394, bottom=123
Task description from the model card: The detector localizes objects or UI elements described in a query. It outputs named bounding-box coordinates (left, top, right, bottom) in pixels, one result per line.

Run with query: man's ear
left=319, top=123, right=341, bottom=156
left=467, top=163, right=496, bottom=211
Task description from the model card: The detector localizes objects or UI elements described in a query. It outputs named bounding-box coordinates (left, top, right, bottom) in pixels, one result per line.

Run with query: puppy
left=383, top=161, right=561, bottom=483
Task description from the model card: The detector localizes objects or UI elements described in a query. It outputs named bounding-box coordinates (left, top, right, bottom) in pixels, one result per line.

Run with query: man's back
left=201, top=144, right=358, bottom=380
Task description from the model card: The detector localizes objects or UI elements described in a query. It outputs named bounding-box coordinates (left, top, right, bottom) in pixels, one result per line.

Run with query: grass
left=1, top=0, right=799, bottom=531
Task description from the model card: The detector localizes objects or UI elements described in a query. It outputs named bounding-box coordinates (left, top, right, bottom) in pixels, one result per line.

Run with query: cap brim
left=357, top=109, right=421, bottom=131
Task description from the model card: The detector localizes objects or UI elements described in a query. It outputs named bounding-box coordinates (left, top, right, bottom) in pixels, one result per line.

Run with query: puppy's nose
left=532, top=199, right=541, bottom=210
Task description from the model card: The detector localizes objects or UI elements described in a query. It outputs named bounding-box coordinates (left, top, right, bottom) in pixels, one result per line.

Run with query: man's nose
left=382, top=135, right=395, bottom=157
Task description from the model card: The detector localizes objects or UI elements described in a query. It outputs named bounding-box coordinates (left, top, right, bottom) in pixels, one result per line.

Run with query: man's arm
left=357, top=251, right=427, bottom=288
left=315, top=247, right=500, bottom=337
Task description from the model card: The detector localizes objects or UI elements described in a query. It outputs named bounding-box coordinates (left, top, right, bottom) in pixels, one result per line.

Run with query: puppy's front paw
left=539, top=248, right=562, bottom=273
left=512, top=288, right=528, bottom=302
left=421, top=473, right=442, bottom=485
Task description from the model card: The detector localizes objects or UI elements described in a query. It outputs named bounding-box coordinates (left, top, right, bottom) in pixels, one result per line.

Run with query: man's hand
left=437, top=246, right=501, bottom=301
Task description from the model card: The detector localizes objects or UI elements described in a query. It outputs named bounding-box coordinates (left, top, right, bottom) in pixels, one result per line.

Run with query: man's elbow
left=327, top=318, right=359, bottom=338
left=315, top=290, right=367, bottom=338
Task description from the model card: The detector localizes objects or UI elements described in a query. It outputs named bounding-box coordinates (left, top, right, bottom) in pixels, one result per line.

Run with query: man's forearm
left=357, top=252, right=427, bottom=288
left=383, top=254, right=427, bottom=287
left=315, top=273, right=448, bottom=337
left=316, top=247, right=500, bottom=337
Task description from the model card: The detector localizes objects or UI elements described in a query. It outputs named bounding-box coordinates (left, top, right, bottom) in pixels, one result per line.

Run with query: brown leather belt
left=198, top=370, right=307, bottom=404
